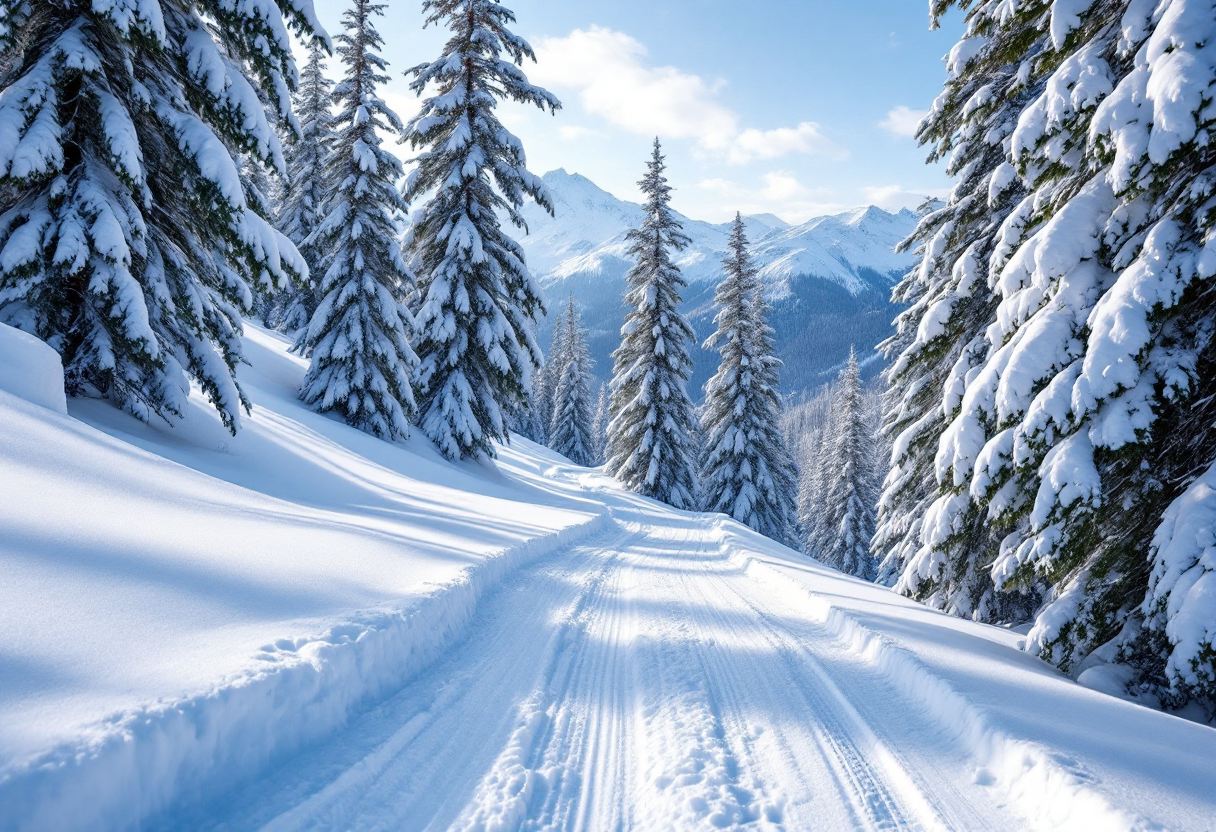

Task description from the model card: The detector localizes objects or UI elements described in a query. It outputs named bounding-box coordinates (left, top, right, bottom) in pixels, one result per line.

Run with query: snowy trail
left=6, top=331, right=1213, bottom=832
left=172, top=501, right=1026, bottom=832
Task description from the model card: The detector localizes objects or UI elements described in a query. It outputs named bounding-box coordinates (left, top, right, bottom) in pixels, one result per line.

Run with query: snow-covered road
left=5, top=328, right=1213, bottom=832
left=168, top=502, right=1029, bottom=832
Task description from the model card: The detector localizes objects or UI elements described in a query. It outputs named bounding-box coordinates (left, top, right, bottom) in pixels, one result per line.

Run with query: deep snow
left=0, top=325, right=606, bottom=831
left=1, top=326, right=1214, bottom=832
left=0, top=322, right=65, bottom=414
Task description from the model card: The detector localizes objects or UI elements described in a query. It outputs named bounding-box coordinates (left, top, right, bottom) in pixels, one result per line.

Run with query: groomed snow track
left=139, top=486, right=1173, bottom=832
left=7, top=330, right=1213, bottom=832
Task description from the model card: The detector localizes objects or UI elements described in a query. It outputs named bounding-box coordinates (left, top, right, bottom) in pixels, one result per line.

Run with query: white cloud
left=861, top=184, right=948, bottom=211
left=558, top=125, right=601, bottom=141
left=878, top=105, right=927, bottom=138
left=532, top=27, right=842, bottom=164
left=729, top=122, right=843, bottom=164
left=382, top=89, right=423, bottom=127
left=697, top=173, right=845, bottom=223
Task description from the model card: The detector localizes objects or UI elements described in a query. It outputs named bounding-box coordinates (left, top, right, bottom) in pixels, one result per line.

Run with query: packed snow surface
left=1, top=327, right=1214, bottom=832
left=0, top=322, right=66, bottom=413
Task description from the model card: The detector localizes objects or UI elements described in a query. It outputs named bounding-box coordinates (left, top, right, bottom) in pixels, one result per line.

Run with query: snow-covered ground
left=2, top=326, right=1214, bottom=832
left=0, top=325, right=607, bottom=831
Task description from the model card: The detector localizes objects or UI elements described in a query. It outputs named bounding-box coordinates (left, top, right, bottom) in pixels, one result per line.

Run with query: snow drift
left=0, top=326, right=606, bottom=832
left=0, top=322, right=65, bottom=414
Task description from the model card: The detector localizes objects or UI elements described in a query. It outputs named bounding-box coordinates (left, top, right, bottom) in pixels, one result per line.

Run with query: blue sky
left=309, top=0, right=963, bottom=223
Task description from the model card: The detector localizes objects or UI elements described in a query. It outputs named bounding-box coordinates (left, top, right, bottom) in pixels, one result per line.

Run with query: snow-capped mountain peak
left=519, top=169, right=916, bottom=298
left=519, top=169, right=918, bottom=393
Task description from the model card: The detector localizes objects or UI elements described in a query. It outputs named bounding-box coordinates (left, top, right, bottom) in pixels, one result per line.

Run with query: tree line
left=4, top=0, right=1209, bottom=714
left=0, top=0, right=557, bottom=463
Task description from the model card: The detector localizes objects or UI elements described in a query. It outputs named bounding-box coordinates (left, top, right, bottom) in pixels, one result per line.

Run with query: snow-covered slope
left=0, top=325, right=607, bottom=832
left=0, top=322, right=66, bottom=414
left=754, top=205, right=920, bottom=296
left=519, top=170, right=919, bottom=392
left=5, top=329, right=1214, bottom=832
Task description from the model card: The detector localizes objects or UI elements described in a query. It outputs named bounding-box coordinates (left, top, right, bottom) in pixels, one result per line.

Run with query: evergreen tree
left=533, top=301, right=571, bottom=444
left=548, top=295, right=595, bottom=466
left=890, top=0, right=1216, bottom=710
left=272, top=39, right=336, bottom=338
left=813, top=350, right=877, bottom=578
left=505, top=293, right=565, bottom=444
left=506, top=383, right=546, bottom=444
left=794, top=384, right=834, bottom=557
left=403, top=0, right=560, bottom=461
left=605, top=139, right=698, bottom=509
left=0, top=0, right=317, bottom=432
left=699, top=214, right=797, bottom=545
left=591, top=381, right=610, bottom=465
left=874, top=3, right=1047, bottom=618
left=299, top=0, right=417, bottom=441
left=244, top=151, right=282, bottom=326
left=243, top=157, right=278, bottom=227
left=796, top=424, right=830, bottom=556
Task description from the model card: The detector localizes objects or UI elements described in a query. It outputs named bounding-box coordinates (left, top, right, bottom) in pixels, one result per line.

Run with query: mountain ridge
left=518, top=169, right=919, bottom=394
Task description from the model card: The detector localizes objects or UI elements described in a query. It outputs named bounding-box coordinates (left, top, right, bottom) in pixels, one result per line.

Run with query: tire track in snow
left=693, top=564, right=931, bottom=830
left=625, top=528, right=786, bottom=831
left=448, top=531, right=641, bottom=832
left=174, top=510, right=1025, bottom=832
left=701, top=553, right=1017, bottom=832
left=636, top=529, right=936, bottom=831
left=517, top=540, right=641, bottom=831
left=182, top=527, right=639, bottom=832
left=457, top=523, right=787, bottom=832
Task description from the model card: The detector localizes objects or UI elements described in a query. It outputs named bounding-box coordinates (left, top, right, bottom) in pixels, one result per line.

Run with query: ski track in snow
left=169, top=507, right=1028, bottom=832
left=7, top=329, right=1213, bottom=832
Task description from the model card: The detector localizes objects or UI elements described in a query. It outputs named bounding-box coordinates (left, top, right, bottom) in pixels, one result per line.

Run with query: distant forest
left=537, top=269, right=903, bottom=400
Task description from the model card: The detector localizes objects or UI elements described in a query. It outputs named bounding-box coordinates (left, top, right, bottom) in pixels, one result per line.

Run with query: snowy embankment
left=0, top=324, right=608, bottom=832
left=715, top=521, right=1216, bottom=831
left=3, top=324, right=1215, bottom=832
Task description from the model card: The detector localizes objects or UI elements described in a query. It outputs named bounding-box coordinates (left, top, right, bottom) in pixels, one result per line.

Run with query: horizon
left=308, top=0, right=963, bottom=224
left=535, top=165, right=923, bottom=229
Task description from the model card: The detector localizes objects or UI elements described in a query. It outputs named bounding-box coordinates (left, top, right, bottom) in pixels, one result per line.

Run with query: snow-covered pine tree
left=812, top=349, right=877, bottom=579
left=700, top=214, right=797, bottom=545
left=591, top=381, right=610, bottom=465
left=787, top=383, right=832, bottom=551
left=506, top=387, right=545, bottom=444
left=505, top=294, right=564, bottom=443
left=403, top=0, right=560, bottom=461
left=797, top=402, right=834, bottom=559
left=896, top=0, right=1216, bottom=710
left=533, top=300, right=571, bottom=444
left=548, top=295, right=595, bottom=466
left=873, top=3, right=1047, bottom=621
left=0, top=0, right=317, bottom=432
left=299, top=0, right=417, bottom=441
left=244, top=153, right=282, bottom=325
left=243, top=157, right=278, bottom=229
left=271, top=38, right=336, bottom=338
left=605, top=139, right=699, bottom=509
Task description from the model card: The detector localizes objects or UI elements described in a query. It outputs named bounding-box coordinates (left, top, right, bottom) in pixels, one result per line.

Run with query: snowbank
left=0, top=326, right=607, bottom=832
left=714, top=521, right=1216, bottom=832
left=0, top=322, right=66, bottom=413
left=5, top=323, right=1214, bottom=832
left=2, top=511, right=610, bottom=832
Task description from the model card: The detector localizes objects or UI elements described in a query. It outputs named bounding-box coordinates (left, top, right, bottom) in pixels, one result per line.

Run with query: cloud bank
left=531, top=27, right=844, bottom=165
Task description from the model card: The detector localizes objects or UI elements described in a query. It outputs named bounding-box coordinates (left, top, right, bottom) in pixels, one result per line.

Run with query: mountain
left=519, top=169, right=919, bottom=395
